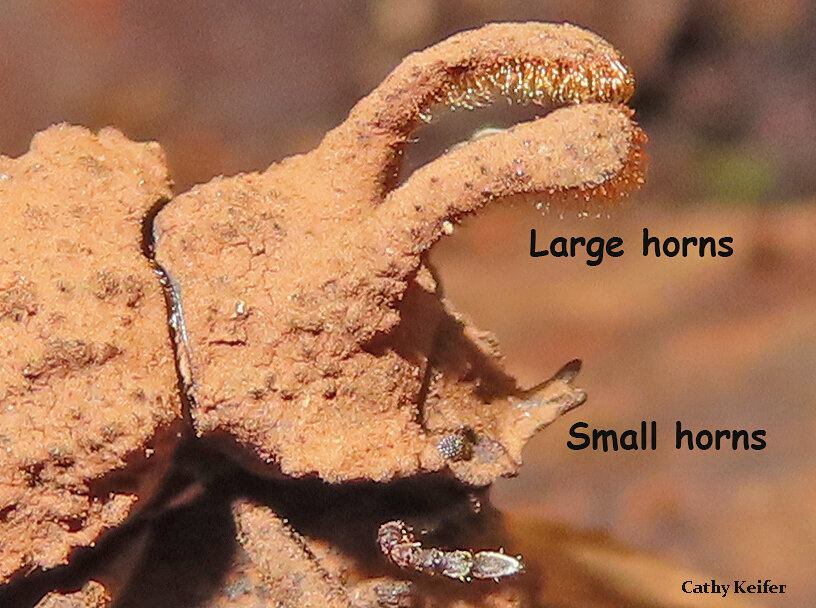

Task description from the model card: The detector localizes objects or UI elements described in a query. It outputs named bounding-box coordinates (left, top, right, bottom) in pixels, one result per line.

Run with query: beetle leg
left=377, top=520, right=522, bottom=583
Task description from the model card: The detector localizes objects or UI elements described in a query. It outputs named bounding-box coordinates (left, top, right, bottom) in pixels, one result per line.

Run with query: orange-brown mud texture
left=35, top=581, right=110, bottom=608
left=6, top=467, right=528, bottom=608
left=0, top=126, right=183, bottom=583
left=154, top=22, right=645, bottom=486
left=3, top=3, right=814, bottom=606
left=3, top=465, right=760, bottom=608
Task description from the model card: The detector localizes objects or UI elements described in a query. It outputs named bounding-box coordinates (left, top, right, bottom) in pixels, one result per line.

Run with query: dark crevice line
left=139, top=196, right=196, bottom=433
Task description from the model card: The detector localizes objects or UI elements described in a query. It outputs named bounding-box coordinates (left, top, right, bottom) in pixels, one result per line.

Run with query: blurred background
left=2, top=1, right=814, bottom=604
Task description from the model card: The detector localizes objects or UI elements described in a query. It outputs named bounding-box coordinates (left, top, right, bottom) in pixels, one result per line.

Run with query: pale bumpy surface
left=224, top=501, right=351, bottom=608
left=155, top=22, right=644, bottom=484
left=35, top=581, right=110, bottom=608
left=0, top=126, right=182, bottom=582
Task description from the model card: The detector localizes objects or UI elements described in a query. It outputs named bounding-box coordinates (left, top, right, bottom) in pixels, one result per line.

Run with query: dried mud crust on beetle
left=34, top=581, right=110, bottom=608
left=0, top=126, right=182, bottom=583
left=154, top=21, right=646, bottom=484
left=42, top=496, right=526, bottom=607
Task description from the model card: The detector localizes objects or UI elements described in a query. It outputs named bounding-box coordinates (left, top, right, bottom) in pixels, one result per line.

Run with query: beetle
left=0, top=22, right=645, bottom=603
